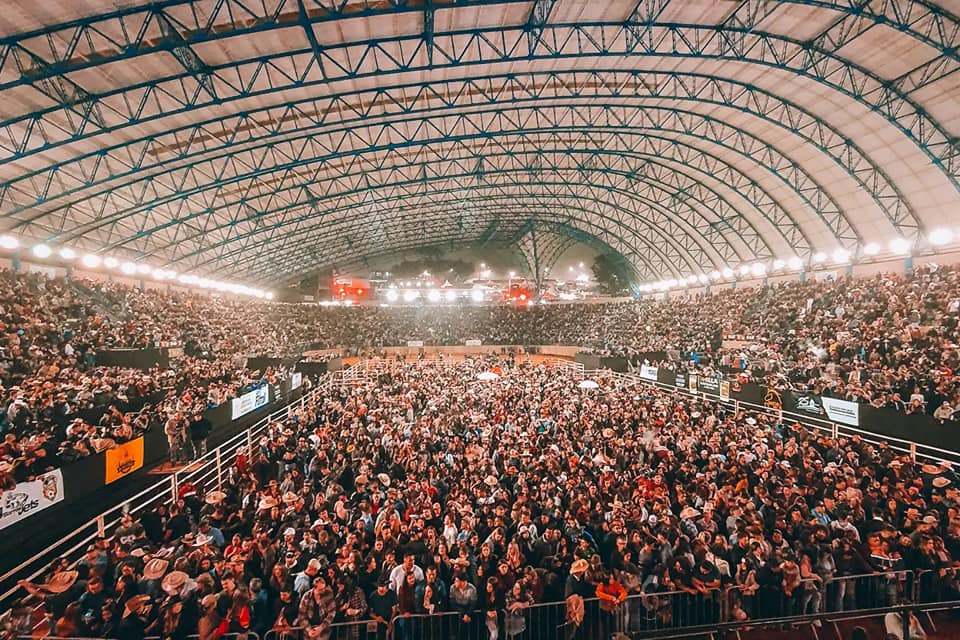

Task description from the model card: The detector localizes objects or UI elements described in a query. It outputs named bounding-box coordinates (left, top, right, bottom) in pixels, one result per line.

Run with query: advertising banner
left=698, top=374, right=721, bottom=396
left=104, top=438, right=144, bottom=484
left=465, top=339, right=483, bottom=347
left=407, top=340, right=425, bottom=348
left=0, top=470, right=65, bottom=530
left=231, top=386, right=270, bottom=420
left=673, top=370, right=687, bottom=389
left=720, top=380, right=730, bottom=400
left=789, top=392, right=827, bottom=419
left=821, top=396, right=860, bottom=426
left=688, top=374, right=698, bottom=393
left=291, top=372, right=303, bottom=391
left=639, top=365, right=659, bottom=382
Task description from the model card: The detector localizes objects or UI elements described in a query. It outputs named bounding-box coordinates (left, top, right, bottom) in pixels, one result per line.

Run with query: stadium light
left=265, top=292, right=274, bottom=300
left=889, top=237, right=911, bottom=254
left=738, top=264, right=751, bottom=276
left=709, top=270, right=721, bottom=280
left=104, top=256, right=119, bottom=269
left=403, top=290, right=419, bottom=302
left=863, top=242, right=881, bottom=256
left=427, top=290, right=441, bottom=303
left=58, top=247, right=76, bottom=260
left=81, top=254, right=101, bottom=268
left=750, top=262, right=767, bottom=277
left=772, top=259, right=786, bottom=270
left=385, top=290, right=399, bottom=302
left=812, top=252, right=827, bottom=264
left=0, top=235, right=18, bottom=250
left=136, top=263, right=151, bottom=275
left=32, top=244, right=52, bottom=259
left=787, top=256, right=804, bottom=270
left=445, top=290, right=457, bottom=302
left=832, top=249, right=851, bottom=264
left=929, top=228, right=953, bottom=246
left=721, top=267, right=734, bottom=279
left=471, top=289, right=484, bottom=302
left=698, top=274, right=709, bottom=284
left=121, top=262, right=138, bottom=275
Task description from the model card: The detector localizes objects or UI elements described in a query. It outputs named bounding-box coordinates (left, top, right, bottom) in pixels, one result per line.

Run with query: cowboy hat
left=143, top=558, right=169, bottom=580
left=161, top=571, right=188, bottom=595
left=921, top=464, right=942, bottom=475
left=258, top=496, right=278, bottom=511
left=483, top=475, right=498, bottom=487
left=679, top=506, right=701, bottom=520
left=570, top=559, right=589, bottom=575
left=204, top=490, right=226, bottom=505
left=42, top=571, right=78, bottom=594
left=377, top=473, right=391, bottom=487
left=123, top=594, right=151, bottom=618
left=933, top=477, right=952, bottom=489
left=281, top=491, right=299, bottom=505
left=194, top=534, right=214, bottom=547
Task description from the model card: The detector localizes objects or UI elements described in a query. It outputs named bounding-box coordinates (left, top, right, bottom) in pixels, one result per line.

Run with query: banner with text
left=290, top=372, right=303, bottom=391
left=465, top=339, right=483, bottom=347
left=639, top=365, right=659, bottom=382
left=231, top=386, right=270, bottom=420
left=0, top=470, right=65, bottom=530
left=105, top=438, right=144, bottom=484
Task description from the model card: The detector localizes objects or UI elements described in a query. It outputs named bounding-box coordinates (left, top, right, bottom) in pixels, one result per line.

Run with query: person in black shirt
left=367, top=578, right=398, bottom=640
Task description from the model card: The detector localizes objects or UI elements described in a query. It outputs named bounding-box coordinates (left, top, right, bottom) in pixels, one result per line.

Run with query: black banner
left=787, top=392, right=826, bottom=418
left=95, top=348, right=169, bottom=370
left=697, top=374, right=722, bottom=396
left=295, top=361, right=329, bottom=376
left=599, top=357, right=629, bottom=373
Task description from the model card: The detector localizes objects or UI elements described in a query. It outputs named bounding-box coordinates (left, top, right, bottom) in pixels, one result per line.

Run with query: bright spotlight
left=104, top=256, right=119, bottom=269
left=709, top=270, right=721, bottom=280
left=121, top=262, right=138, bottom=275
left=890, top=237, right=911, bottom=254
left=772, top=259, right=786, bottom=270
left=929, top=228, right=953, bottom=246
left=832, top=249, right=851, bottom=263
left=385, top=290, right=399, bottom=302
left=427, top=290, right=441, bottom=303
left=403, top=290, right=419, bottom=303
left=81, top=254, right=101, bottom=268
left=738, top=264, right=751, bottom=276
left=265, top=292, right=274, bottom=300
left=136, top=263, right=151, bottom=275
left=0, top=235, right=18, bottom=250
left=32, top=244, right=52, bottom=259
left=863, top=242, right=881, bottom=256
left=721, top=267, right=734, bottom=279
left=445, top=290, right=457, bottom=302
left=750, top=262, right=767, bottom=277
left=787, top=256, right=804, bottom=270
left=698, top=274, right=709, bottom=284
left=58, top=247, right=76, bottom=260
left=812, top=252, right=827, bottom=264
left=471, top=289, right=485, bottom=302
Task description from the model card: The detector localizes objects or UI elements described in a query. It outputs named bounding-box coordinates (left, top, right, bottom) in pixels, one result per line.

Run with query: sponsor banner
left=688, top=374, right=698, bottom=393
left=821, top=396, right=860, bottom=426
left=720, top=380, right=730, bottom=400
left=0, top=470, right=65, bottom=530
left=765, top=387, right=785, bottom=411
left=105, top=438, right=144, bottom=484
left=465, top=339, right=483, bottom=347
left=698, top=375, right=721, bottom=396
left=674, top=371, right=687, bottom=389
left=231, top=386, right=270, bottom=420
left=790, top=393, right=826, bottom=419
left=407, top=340, right=425, bottom=348
left=639, top=365, right=658, bottom=382
left=291, top=372, right=303, bottom=391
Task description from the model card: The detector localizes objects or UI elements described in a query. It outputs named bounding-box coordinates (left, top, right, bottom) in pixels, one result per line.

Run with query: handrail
left=0, top=374, right=335, bottom=607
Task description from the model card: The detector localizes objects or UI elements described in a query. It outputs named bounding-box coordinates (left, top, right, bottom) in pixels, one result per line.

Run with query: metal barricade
left=604, top=589, right=723, bottom=635
left=824, top=571, right=912, bottom=613
left=505, top=599, right=568, bottom=640
left=914, top=568, right=960, bottom=604
left=389, top=610, right=488, bottom=640
left=725, top=578, right=821, bottom=623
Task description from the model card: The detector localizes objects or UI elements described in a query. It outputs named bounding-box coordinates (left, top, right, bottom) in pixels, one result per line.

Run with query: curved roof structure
left=0, top=0, right=957, bottom=287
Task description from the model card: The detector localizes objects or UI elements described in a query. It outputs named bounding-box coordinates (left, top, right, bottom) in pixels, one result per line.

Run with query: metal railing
left=0, top=372, right=339, bottom=607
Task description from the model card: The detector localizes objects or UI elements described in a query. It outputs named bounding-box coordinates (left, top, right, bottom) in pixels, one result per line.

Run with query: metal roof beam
left=154, top=10, right=217, bottom=101
left=525, top=0, right=559, bottom=50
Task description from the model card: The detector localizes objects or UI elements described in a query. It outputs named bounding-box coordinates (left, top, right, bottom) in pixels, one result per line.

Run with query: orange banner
left=105, top=438, right=144, bottom=484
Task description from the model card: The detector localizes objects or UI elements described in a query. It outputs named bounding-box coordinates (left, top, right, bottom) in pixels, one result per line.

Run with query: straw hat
left=123, top=594, right=151, bottom=618
left=258, top=496, right=278, bottom=511
left=194, top=533, right=214, bottom=547
left=483, top=475, right=498, bottom=487
left=570, top=559, right=589, bottom=575
left=933, top=477, right=952, bottom=489
left=377, top=473, right=391, bottom=487
left=281, top=491, right=299, bottom=505
left=42, top=571, right=78, bottom=594
left=921, top=463, right=942, bottom=475
left=161, top=571, right=189, bottom=595
left=143, top=558, right=169, bottom=580
left=679, top=506, right=701, bottom=520
left=204, top=490, right=226, bottom=505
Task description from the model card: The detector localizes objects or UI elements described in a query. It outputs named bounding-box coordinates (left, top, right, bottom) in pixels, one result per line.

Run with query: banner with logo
left=407, top=340, right=425, bottom=348
left=697, top=375, right=721, bottom=396
left=688, top=374, right=698, bottom=393
left=105, top=438, right=144, bottom=484
left=290, top=372, right=303, bottom=391
left=821, top=396, right=860, bottom=426
left=0, top=470, right=65, bottom=530
left=231, top=386, right=270, bottom=420
left=639, top=365, right=658, bottom=382
left=465, top=339, right=483, bottom=347
left=789, top=393, right=827, bottom=420
left=720, top=380, right=730, bottom=400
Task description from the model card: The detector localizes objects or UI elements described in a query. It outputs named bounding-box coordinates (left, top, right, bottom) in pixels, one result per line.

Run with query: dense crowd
left=3, top=261, right=960, bottom=483
left=7, top=358, right=958, bottom=640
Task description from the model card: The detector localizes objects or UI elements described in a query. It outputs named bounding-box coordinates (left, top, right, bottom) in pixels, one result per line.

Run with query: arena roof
left=0, top=0, right=957, bottom=287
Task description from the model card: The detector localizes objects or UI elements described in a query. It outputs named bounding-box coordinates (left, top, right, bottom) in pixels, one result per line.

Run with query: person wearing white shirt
left=388, top=553, right=424, bottom=594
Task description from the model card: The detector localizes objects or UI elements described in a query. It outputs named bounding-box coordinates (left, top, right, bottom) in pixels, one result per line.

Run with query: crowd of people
left=6, top=358, right=958, bottom=640
left=3, top=261, right=960, bottom=484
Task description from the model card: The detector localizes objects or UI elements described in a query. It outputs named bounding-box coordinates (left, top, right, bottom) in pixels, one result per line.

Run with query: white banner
left=639, top=365, right=658, bottom=381
left=0, top=470, right=65, bottom=530
left=465, top=339, right=483, bottom=347
left=407, top=340, right=424, bottom=348
left=231, top=386, right=270, bottom=420
left=291, top=372, right=303, bottom=391
left=821, top=396, right=860, bottom=426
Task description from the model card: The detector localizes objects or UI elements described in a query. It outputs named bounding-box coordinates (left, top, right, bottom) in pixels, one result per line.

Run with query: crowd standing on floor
left=3, top=262, right=960, bottom=482
left=6, top=359, right=960, bottom=640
